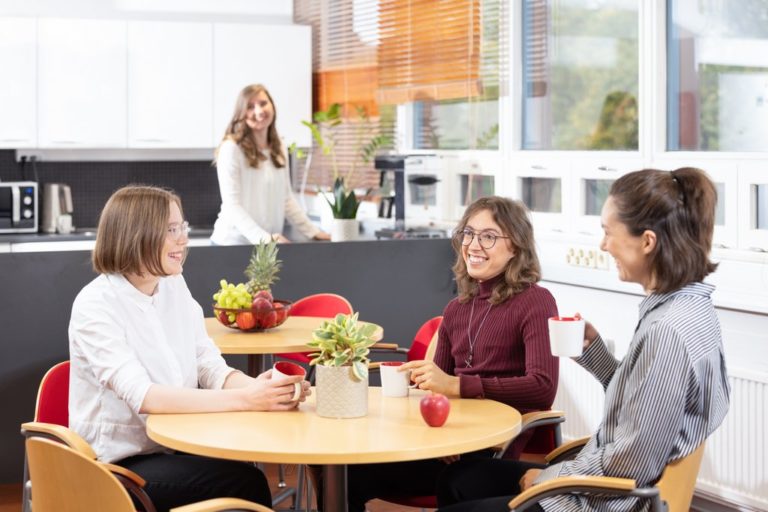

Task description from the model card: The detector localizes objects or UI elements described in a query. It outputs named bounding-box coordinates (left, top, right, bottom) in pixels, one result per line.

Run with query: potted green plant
left=307, top=312, right=378, bottom=418
left=301, top=103, right=390, bottom=241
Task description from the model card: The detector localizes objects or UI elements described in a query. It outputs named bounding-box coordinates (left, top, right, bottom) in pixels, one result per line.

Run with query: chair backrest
left=656, top=442, right=706, bottom=512
left=34, top=361, right=70, bottom=426
left=407, top=316, right=443, bottom=362
left=291, top=293, right=353, bottom=317
left=26, top=436, right=135, bottom=512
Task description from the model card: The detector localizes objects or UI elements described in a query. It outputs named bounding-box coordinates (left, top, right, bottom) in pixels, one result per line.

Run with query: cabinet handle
left=597, top=166, right=617, bottom=172
left=50, top=140, right=78, bottom=144
left=135, top=138, right=168, bottom=142
left=0, top=138, right=29, bottom=142
left=531, top=165, right=547, bottom=171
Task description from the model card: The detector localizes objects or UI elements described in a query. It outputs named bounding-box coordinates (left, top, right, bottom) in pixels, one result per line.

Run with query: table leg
left=247, top=354, right=267, bottom=377
left=323, top=464, right=348, bottom=512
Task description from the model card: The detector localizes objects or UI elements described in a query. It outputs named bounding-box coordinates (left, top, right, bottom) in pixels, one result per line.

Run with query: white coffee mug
left=380, top=361, right=412, bottom=397
left=548, top=316, right=585, bottom=357
left=56, top=214, right=73, bottom=235
left=272, top=361, right=306, bottom=402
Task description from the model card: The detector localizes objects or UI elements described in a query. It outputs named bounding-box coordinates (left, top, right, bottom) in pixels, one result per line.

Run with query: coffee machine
left=41, top=183, right=74, bottom=234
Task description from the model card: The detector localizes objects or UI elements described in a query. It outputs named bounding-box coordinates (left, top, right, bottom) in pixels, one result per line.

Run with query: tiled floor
left=0, top=464, right=432, bottom=512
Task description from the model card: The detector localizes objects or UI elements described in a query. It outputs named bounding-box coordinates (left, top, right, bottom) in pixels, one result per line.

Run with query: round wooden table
left=147, top=387, right=522, bottom=511
left=205, top=316, right=383, bottom=375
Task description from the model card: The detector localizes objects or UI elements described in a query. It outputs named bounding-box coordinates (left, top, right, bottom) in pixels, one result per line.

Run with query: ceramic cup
left=380, top=361, right=412, bottom=397
left=272, top=361, right=307, bottom=402
left=56, top=214, right=73, bottom=235
left=548, top=316, right=585, bottom=357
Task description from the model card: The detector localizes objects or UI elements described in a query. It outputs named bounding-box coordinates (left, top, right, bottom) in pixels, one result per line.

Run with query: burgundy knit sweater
left=433, top=276, right=559, bottom=415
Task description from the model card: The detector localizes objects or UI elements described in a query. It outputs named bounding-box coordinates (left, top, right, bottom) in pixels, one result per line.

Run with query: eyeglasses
left=456, top=228, right=510, bottom=249
left=167, top=221, right=190, bottom=241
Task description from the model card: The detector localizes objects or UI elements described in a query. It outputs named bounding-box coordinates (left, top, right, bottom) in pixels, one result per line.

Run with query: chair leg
left=278, top=463, right=287, bottom=488
left=22, top=455, right=31, bottom=512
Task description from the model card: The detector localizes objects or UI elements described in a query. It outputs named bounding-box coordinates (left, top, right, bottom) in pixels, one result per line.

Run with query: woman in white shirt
left=211, top=83, right=330, bottom=245
left=69, top=185, right=310, bottom=511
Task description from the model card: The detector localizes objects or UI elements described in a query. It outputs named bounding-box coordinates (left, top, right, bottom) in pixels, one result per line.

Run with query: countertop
left=0, top=227, right=215, bottom=252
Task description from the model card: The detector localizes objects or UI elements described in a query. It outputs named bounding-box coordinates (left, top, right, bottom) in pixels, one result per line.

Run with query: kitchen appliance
left=0, top=181, right=38, bottom=233
left=41, top=183, right=74, bottom=234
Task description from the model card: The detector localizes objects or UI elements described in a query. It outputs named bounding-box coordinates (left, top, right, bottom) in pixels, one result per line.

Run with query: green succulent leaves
left=308, top=312, right=378, bottom=381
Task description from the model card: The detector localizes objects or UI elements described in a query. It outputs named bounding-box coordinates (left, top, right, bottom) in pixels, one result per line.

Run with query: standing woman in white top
left=211, top=83, right=330, bottom=244
left=69, top=185, right=311, bottom=511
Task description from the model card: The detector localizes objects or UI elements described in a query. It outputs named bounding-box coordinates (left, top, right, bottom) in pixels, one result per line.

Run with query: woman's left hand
left=313, top=231, right=331, bottom=241
left=519, top=469, right=542, bottom=491
left=401, top=360, right=460, bottom=397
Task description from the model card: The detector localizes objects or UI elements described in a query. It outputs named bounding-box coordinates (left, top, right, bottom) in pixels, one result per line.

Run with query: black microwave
left=0, top=181, right=38, bottom=233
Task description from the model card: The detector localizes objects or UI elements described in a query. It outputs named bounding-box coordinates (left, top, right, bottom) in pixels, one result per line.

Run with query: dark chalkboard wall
left=0, top=238, right=455, bottom=482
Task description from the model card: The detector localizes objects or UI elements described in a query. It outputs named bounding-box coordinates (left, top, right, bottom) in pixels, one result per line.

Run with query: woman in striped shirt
left=436, top=167, right=731, bottom=512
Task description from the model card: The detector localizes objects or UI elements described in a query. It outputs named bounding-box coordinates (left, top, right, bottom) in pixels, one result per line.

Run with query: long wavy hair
left=216, top=84, right=285, bottom=168
left=452, top=196, right=541, bottom=305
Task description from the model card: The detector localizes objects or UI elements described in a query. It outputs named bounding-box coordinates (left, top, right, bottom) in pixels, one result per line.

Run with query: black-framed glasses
left=167, top=221, right=190, bottom=241
left=456, top=228, right=510, bottom=249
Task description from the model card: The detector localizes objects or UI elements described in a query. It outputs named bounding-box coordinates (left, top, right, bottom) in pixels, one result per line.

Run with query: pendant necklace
left=465, top=296, right=493, bottom=368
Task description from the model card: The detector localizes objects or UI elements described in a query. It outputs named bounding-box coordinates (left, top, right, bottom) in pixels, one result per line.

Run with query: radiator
left=552, top=361, right=768, bottom=511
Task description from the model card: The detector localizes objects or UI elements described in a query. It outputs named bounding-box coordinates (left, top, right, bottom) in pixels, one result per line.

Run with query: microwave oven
left=404, top=155, right=457, bottom=223
left=0, top=181, right=38, bottom=233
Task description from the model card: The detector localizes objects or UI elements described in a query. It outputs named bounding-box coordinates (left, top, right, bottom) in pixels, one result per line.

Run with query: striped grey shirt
left=536, top=282, right=730, bottom=512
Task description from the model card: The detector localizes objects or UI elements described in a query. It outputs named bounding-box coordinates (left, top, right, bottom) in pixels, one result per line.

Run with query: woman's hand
left=272, top=233, right=290, bottom=243
left=401, top=360, right=460, bottom=397
left=313, top=231, right=331, bottom=241
left=241, top=370, right=306, bottom=411
left=574, top=312, right=599, bottom=352
left=519, top=468, right=542, bottom=491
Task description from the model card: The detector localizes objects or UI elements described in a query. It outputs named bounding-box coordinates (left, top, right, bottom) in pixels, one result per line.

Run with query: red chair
left=21, top=361, right=155, bottom=512
left=275, top=293, right=354, bottom=369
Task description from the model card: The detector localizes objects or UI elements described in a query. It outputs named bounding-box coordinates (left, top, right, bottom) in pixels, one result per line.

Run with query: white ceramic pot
left=315, top=365, right=368, bottom=418
left=330, top=218, right=359, bottom=242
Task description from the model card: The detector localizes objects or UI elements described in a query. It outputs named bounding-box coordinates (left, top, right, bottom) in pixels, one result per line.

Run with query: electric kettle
left=41, top=183, right=74, bottom=234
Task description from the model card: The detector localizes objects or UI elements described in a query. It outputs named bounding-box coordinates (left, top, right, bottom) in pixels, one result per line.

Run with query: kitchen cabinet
left=0, top=18, right=36, bottom=148
left=128, top=21, right=213, bottom=148
left=213, top=23, right=311, bottom=147
left=37, top=18, right=127, bottom=148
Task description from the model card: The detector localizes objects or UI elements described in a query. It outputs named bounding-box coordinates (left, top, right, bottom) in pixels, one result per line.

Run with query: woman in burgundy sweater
left=345, top=196, right=559, bottom=511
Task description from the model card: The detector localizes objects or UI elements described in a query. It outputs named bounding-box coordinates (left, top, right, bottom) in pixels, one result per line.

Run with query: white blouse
left=68, top=273, right=234, bottom=463
left=211, top=139, right=320, bottom=245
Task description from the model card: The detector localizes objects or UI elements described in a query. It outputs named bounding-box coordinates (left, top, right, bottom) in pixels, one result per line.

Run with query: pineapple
left=245, top=239, right=282, bottom=299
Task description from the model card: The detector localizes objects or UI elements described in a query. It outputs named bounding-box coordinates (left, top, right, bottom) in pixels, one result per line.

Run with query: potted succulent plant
left=307, top=313, right=378, bottom=418
left=300, top=103, right=390, bottom=241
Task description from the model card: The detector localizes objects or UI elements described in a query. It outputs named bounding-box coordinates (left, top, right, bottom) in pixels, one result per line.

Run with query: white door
left=37, top=18, right=127, bottom=148
left=0, top=18, right=36, bottom=148
left=213, top=23, right=311, bottom=148
left=128, top=21, right=213, bottom=148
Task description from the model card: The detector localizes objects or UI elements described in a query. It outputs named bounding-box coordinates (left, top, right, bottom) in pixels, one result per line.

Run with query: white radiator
left=552, top=361, right=768, bottom=511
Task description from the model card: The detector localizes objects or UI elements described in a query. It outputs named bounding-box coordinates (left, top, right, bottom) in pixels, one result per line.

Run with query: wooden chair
left=25, top=435, right=274, bottom=512
left=508, top=439, right=707, bottom=512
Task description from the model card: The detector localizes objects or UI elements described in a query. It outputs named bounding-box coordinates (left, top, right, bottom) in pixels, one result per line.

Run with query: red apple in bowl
left=420, top=393, right=450, bottom=427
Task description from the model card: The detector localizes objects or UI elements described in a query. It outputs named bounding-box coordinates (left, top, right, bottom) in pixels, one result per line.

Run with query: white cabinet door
left=128, top=21, right=213, bottom=148
left=213, top=23, right=311, bottom=148
left=0, top=18, right=36, bottom=148
left=37, top=18, right=127, bottom=148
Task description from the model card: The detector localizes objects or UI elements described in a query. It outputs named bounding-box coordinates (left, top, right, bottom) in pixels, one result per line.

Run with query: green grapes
left=213, top=279, right=252, bottom=322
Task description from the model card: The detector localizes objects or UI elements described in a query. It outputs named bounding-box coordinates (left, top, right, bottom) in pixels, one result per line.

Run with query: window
left=521, top=0, right=639, bottom=150
left=667, top=0, right=768, bottom=151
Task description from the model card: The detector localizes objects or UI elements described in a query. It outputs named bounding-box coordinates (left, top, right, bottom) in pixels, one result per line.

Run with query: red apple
left=273, top=302, right=288, bottom=323
left=259, top=309, right=278, bottom=328
left=251, top=297, right=272, bottom=312
left=217, top=310, right=231, bottom=326
left=236, top=311, right=256, bottom=330
left=253, top=290, right=274, bottom=303
left=420, top=393, right=450, bottom=427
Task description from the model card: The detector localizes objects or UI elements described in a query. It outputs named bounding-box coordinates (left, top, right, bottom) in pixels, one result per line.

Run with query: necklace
left=465, top=297, right=493, bottom=368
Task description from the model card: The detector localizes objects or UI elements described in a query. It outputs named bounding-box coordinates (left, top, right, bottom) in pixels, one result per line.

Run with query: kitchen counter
left=0, top=227, right=215, bottom=252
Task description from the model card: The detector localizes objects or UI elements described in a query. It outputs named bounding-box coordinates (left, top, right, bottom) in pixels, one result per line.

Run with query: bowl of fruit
left=212, top=241, right=291, bottom=332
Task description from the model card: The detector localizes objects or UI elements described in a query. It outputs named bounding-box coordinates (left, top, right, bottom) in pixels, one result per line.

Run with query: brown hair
left=92, top=185, right=185, bottom=277
left=452, top=196, right=541, bottom=305
left=216, top=84, right=285, bottom=168
left=609, top=167, right=718, bottom=293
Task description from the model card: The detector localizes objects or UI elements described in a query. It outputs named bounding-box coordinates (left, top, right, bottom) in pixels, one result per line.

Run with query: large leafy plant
left=307, top=313, right=378, bottom=381
left=301, top=103, right=390, bottom=219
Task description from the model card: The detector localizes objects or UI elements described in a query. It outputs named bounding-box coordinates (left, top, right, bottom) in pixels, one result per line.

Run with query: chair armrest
left=545, top=436, right=590, bottom=463
left=20, top=421, right=97, bottom=459
left=170, top=497, right=274, bottom=511
left=520, top=410, right=566, bottom=435
left=106, top=464, right=157, bottom=512
left=370, top=342, right=402, bottom=351
left=104, top=463, right=146, bottom=487
left=508, top=475, right=637, bottom=511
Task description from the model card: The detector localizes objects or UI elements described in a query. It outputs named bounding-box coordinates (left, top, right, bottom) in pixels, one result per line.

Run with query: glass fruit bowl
left=213, top=299, right=292, bottom=332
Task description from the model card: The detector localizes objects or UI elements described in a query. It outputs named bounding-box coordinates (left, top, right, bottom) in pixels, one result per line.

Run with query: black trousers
left=436, top=458, right=547, bottom=512
left=345, top=449, right=494, bottom=512
left=117, top=452, right=272, bottom=512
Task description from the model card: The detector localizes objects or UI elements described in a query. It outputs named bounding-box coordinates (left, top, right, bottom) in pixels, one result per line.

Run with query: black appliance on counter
left=0, top=181, right=38, bottom=233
